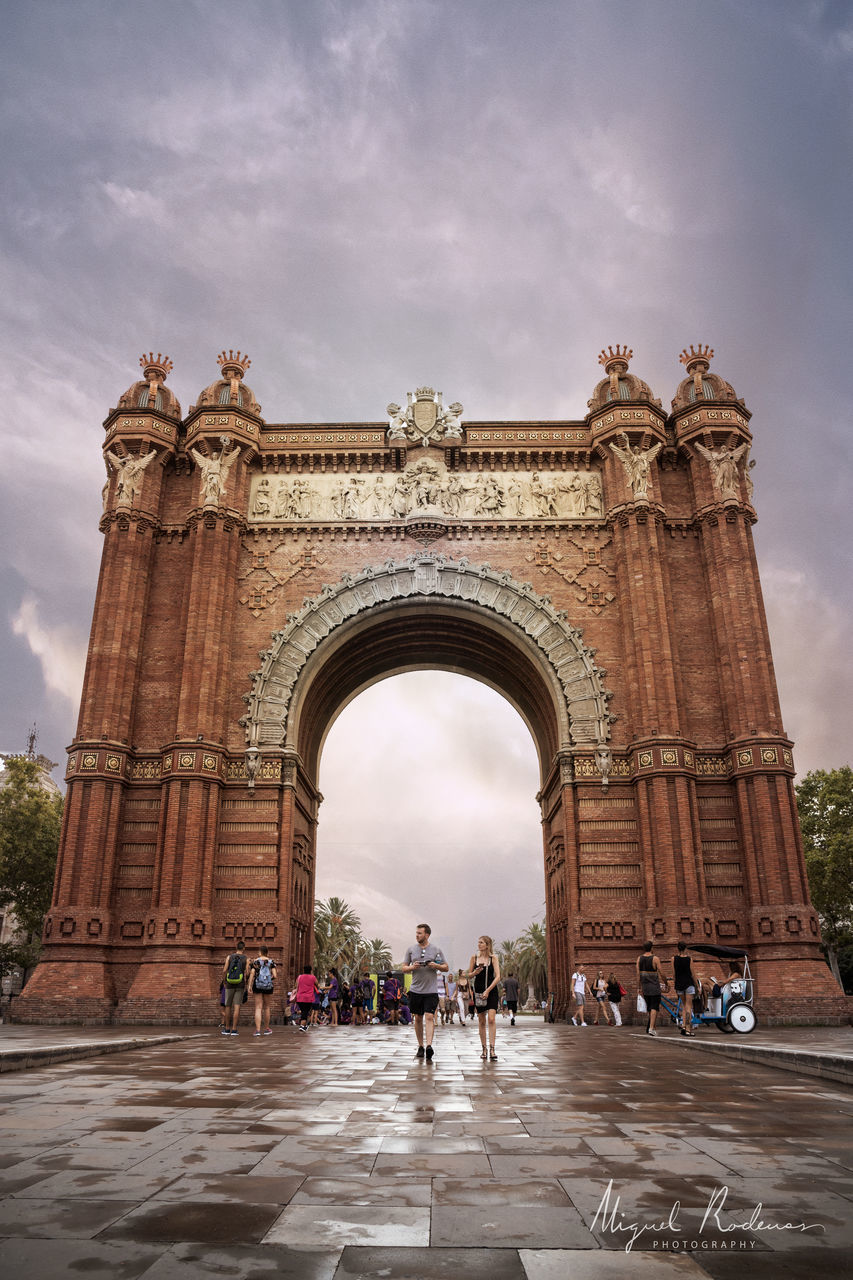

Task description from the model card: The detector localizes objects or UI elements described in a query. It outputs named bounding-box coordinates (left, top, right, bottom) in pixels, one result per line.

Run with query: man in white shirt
left=571, top=965, right=590, bottom=1026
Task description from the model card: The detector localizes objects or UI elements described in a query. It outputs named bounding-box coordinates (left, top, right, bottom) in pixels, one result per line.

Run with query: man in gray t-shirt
left=401, top=923, right=448, bottom=1061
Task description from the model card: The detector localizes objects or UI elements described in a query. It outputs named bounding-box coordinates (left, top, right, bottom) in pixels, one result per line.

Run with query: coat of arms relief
left=387, top=387, right=463, bottom=447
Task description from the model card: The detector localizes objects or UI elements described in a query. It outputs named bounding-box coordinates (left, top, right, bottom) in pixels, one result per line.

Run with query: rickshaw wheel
left=715, top=1018, right=734, bottom=1034
left=727, top=1003, right=756, bottom=1034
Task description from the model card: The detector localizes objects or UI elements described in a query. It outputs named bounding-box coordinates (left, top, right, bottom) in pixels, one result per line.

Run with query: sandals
left=489, top=1050, right=498, bottom=1061
left=480, top=1049, right=487, bottom=1059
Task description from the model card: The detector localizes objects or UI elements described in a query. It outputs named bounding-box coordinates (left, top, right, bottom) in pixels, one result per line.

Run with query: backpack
left=225, top=953, right=246, bottom=985
left=254, top=958, right=274, bottom=992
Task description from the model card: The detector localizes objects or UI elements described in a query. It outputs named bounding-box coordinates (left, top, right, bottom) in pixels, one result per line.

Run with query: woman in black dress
left=467, top=935, right=501, bottom=1061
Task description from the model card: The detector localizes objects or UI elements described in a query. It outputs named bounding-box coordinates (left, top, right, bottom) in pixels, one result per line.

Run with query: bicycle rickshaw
left=658, top=942, right=757, bottom=1035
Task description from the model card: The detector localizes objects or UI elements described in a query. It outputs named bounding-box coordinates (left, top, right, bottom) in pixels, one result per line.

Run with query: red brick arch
left=243, top=552, right=613, bottom=780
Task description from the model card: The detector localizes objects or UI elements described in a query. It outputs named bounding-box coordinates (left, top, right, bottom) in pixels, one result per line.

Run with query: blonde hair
left=478, top=935, right=494, bottom=953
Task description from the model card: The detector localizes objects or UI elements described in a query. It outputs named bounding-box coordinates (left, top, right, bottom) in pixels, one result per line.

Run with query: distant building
left=15, top=348, right=847, bottom=1024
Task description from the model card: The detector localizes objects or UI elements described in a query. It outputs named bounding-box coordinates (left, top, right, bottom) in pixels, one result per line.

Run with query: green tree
left=796, top=766, right=853, bottom=991
left=517, top=921, right=548, bottom=1002
left=314, top=895, right=364, bottom=978
left=361, top=937, right=393, bottom=972
left=497, top=937, right=521, bottom=981
left=0, top=757, right=63, bottom=974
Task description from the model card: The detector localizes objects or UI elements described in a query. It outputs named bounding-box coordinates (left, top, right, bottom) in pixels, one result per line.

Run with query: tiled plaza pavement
left=0, top=1020, right=851, bottom=1279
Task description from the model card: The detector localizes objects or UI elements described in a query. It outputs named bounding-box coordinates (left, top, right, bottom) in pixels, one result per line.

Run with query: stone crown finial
left=217, top=350, right=251, bottom=379
left=139, top=352, right=173, bottom=381
left=598, top=345, right=633, bottom=372
left=598, top=346, right=633, bottom=396
left=679, top=344, right=714, bottom=394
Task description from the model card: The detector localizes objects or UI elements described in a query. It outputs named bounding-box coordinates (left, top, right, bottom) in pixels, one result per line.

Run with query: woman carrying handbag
left=467, top=935, right=501, bottom=1061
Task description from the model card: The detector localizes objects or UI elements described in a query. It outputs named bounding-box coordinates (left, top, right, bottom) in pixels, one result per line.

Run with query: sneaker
left=415, top=1046, right=425, bottom=1058
left=571, top=1016, right=578, bottom=1026
left=263, top=1029, right=272, bottom=1035
left=253, top=1031, right=262, bottom=1037
left=647, top=1029, right=657, bottom=1037
left=229, top=1030, right=238, bottom=1036
left=425, top=1045, right=434, bottom=1061
left=510, top=1017, right=515, bottom=1025
left=579, top=1022, right=588, bottom=1027
left=220, top=1027, right=229, bottom=1035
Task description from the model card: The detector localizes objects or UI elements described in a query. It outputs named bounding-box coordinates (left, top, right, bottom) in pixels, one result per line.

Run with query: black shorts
left=506, top=1000, right=518, bottom=1013
left=408, top=991, right=439, bottom=1017
left=641, top=984, right=661, bottom=1012
left=298, top=1001, right=313, bottom=1020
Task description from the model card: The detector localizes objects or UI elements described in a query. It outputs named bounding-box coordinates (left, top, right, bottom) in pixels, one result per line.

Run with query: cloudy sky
left=1, top=1, right=851, bottom=965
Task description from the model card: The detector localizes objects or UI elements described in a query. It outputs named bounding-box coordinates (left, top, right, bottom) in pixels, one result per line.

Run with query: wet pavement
left=0, top=1018, right=850, bottom=1278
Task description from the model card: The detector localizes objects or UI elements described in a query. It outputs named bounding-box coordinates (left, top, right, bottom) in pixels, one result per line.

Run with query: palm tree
left=517, top=921, right=548, bottom=1002
left=497, top=937, right=521, bottom=980
left=314, top=896, right=363, bottom=978
left=362, top=937, right=393, bottom=972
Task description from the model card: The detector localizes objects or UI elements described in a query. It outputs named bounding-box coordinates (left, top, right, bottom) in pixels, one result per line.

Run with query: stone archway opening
left=314, top=670, right=545, bottom=970
left=243, top=553, right=613, bottom=1003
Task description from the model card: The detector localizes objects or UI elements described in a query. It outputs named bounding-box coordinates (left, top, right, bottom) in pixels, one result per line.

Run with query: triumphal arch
left=18, top=346, right=845, bottom=1022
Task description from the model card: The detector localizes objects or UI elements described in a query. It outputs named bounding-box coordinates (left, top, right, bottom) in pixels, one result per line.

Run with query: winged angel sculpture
left=694, top=441, right=748, bottom=501
left=105, top=448, right=157, bottom=507
left=190, top=435, right=242, bottom=506
left=609, top=433, right=662, bottom=501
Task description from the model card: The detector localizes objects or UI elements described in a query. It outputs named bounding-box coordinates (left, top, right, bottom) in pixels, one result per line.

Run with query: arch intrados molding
left=292, top=614, right=564, bottom=776
left=241, top=552, right=614, bottom=754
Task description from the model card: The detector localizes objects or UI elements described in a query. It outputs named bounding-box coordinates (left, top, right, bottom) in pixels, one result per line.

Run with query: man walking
left=503, top=971, right=520, bottom=1025
left=401, top=923, right=448, bottom=1061
left=221, top=940, right=248, bottom=1036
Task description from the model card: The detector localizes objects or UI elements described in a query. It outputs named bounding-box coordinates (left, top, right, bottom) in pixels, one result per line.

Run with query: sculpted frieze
left=248, top=457, right=603, bottom=524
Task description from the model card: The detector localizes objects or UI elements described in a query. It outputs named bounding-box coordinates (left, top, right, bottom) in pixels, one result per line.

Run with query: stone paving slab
left=0, top=1025, right=203, bottom=1072
left=0, top=1021, right=850, bottom=1278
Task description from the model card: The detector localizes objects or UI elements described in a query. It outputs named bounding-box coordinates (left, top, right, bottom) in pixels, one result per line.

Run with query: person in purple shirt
left=326, top=967, right=340, bottom=1026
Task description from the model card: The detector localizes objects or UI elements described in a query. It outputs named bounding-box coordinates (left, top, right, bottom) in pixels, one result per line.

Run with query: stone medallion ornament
left=387, top=387, right=463, bottom=447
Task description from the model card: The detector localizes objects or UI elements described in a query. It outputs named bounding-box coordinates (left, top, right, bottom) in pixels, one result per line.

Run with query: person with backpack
left=248, top=945, right=277, bottom=1037
left=221, top=941, right=248, bottom=1036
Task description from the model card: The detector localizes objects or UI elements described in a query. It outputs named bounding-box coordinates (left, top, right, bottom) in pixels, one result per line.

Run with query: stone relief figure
left=410, top=458, right=443, bottom=509
left=579, top=473, right=603, bottom=516
left=190, top=435, right=241, bottom=506
left=253, top=476, right=271, bottom=517
left=595, top=744, right=612, bottom=792
left=508, top=476, right=526, bottom=517
left=247, top=467, right=607, bottom=524
left=480, top=476, right=506, bottom=517
left=105, top=447, right=157, bottom=507
left=438, top=401, right=464, bottom=438
left=272, top=481, right=290, bottom=519
left=391, top=474, right=410, bottom=519
left=343, top=478, right=364, bottom=519
left=745, top=456, right=756, bottom=504
left=443, top=474, right=465, bottom=517
left=694, top=441, right=748, bottom=501
left=529, top=473, right=557, bottom=517
left=368, top=475, right=389, bottom=518
left=609, top=433, right=662, bottom=501
left=387, top=402, right=408, bottom=441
